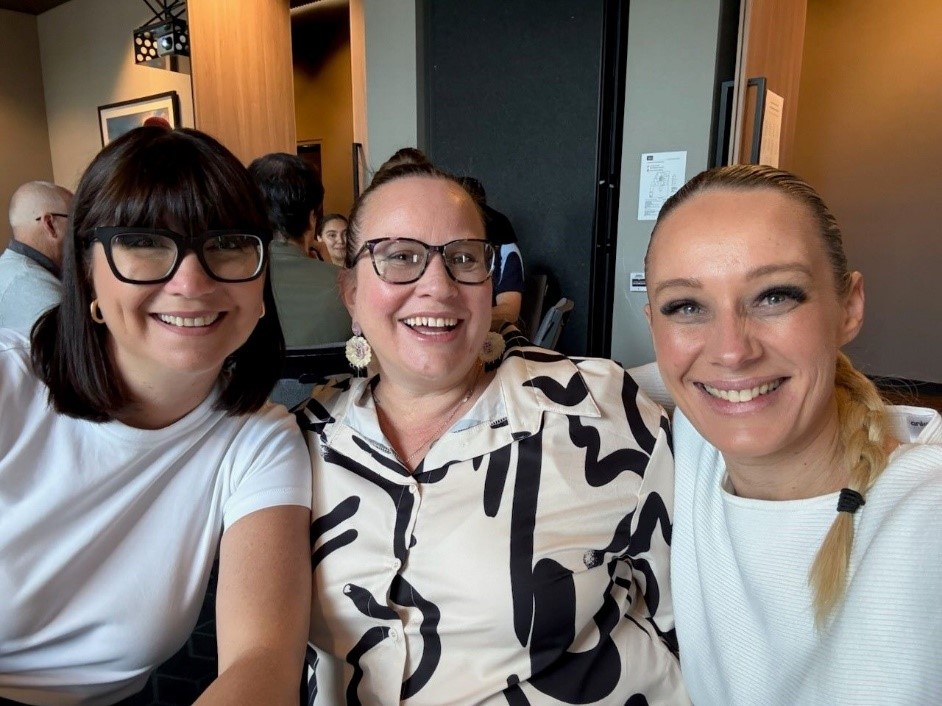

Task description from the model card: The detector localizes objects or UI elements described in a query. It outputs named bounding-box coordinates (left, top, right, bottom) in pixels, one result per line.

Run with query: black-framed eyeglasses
left=84, top=227, right=272, bottom=284
left=35, top=213, right=69, bottom=221
left=352, top=237, right=495, bottom=285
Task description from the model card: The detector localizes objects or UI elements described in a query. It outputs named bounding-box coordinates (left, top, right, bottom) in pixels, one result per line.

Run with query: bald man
left=0, top=181, right=72, bottom=332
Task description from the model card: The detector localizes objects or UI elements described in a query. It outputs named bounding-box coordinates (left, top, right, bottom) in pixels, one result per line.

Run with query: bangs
left=78, top=128, right=268, bottom=236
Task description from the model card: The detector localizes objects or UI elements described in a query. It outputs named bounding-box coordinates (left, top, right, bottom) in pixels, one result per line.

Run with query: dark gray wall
left=422, top=0, right=605, bottom=354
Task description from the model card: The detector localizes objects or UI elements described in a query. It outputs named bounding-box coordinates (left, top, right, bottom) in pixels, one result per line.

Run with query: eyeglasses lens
left=371, top=239, right=493, bottom=284
left=109, top=233, right=264, bottom=283
left=202, top=234, right=264, bottom=281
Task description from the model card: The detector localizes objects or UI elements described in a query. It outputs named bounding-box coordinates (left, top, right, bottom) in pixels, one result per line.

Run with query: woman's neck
left=724, top=413, right=850, bottom=501
left=114, top=375, right=218, bottom=429
left=372, top=364, right=489, bottom=470
left=109, top=345, right=221, bottom=429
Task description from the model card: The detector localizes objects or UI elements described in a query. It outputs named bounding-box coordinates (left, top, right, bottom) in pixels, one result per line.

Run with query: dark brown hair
left=248, top=152, right=325, bottom=243
left=31, top=126, right=284, bottom=420
left=344, top=161, right=484, bottom=267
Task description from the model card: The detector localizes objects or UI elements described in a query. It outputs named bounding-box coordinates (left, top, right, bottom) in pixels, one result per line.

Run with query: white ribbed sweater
left=671, top=406, right=942, bottom=705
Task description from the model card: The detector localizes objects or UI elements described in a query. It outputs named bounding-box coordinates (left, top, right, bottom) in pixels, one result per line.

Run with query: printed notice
left=638, top=151, right=686, bottom=220
left=759, top=90, right=784, bottom=167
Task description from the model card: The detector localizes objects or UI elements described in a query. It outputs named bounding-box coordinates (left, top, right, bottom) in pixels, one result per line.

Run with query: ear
left=643, top=302, right=653, bottom=330
left=338, top=267, right=357, bottom=317
left=41, top=213, right=59, bottom=239
left=838, top=271, right=865, bottom=346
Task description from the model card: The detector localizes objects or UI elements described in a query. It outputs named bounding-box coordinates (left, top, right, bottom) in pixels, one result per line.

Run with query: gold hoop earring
left=89, top=299, right=105, bottom=324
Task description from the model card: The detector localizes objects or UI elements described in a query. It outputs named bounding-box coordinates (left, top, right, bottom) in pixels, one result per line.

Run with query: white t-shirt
left=672, top=404, right=942, bottom=705
left=0, top=330, right=312, bottom=706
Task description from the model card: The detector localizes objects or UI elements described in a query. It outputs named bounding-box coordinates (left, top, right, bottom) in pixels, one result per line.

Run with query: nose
left=705, top=308, right=761, bottom=368
left=416, top=251, right=458, bottom=295
left=164, top=252, right=217, bottom=297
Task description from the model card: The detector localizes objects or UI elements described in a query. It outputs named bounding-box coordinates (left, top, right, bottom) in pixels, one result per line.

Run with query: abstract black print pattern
left=297, top=331, right=690, bottom=705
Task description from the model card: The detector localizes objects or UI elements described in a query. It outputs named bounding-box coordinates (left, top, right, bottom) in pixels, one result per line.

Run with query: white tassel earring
left=345, top=323, right=372, bottom=369
left=479, top=331, right=505, bottom=365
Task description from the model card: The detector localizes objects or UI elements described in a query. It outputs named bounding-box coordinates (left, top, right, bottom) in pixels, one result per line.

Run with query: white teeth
left=703, top=379, right=781, bottom=403
left=403, top=316, right=458, bottom=328
left=157, top=313, right=220, bottom=328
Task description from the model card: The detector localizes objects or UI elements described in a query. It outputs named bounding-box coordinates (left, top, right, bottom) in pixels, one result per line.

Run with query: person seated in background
left=0, top=180, right=72, bottom=332
left=0, top=126, right=311, bottom=705
left=460, top=176, right=524, bottom=327
left=642, top=164, right=942, bottom=704
left=297, top=161, right=688, bottom=705
left=313, top=213, right=347, bottom=267
left=248, top=153, right=350, bottom=349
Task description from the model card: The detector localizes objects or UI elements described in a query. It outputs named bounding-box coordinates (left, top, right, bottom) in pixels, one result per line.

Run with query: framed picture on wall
left=97, top=91, right=180, bottom=146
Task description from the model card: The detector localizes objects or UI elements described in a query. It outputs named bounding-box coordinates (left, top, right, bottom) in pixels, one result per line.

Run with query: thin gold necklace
left=374, top=364, right=481, bottom=465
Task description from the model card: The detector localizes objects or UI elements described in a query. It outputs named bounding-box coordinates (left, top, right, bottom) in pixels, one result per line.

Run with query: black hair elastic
left=837, top=488, right=866, bottom=514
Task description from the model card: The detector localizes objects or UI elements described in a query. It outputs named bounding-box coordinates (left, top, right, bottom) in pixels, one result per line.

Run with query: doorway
left=420, top=0, right=629, bottom=356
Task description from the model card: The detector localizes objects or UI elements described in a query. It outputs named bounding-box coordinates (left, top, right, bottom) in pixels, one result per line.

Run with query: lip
left=152, top=311, right=226, bottom=334
left=693, top=376, right=787, bottom=410
left=400, top=314, right=464, bottom=340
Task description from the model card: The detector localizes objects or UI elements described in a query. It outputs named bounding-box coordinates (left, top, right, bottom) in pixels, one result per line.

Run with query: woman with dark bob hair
left=0, top=126, right=312, bottom=705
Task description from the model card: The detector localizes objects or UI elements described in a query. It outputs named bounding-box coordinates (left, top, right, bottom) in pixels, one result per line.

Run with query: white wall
left=38, top=0, right=194, bottom=190
left=361, top=0, right=417, bottom=173
left=609, top=0, right=722, bottom=368
left=0, top=9, right=55, bottom=248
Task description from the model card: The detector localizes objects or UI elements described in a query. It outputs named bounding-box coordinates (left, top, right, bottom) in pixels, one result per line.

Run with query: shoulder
left=0, top=329, right=35, bottom=375
left=295, top=374, right=361, bottom=433
left=0, top=330, right=41, bottom=401
left=271, top=248, right=339, bottom=278
left=498, top=337, right=668, bottom=443
left=231, top=400, right=307, bottom=440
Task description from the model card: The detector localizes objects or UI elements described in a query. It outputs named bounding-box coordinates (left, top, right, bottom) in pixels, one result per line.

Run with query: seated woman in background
left=297, top=162, right=688, bottom=704
left=643, top=164, right=942, bottom=705
left=0, top=126, right=311, bottom=705
left=312, top=213, right=348, bottom=266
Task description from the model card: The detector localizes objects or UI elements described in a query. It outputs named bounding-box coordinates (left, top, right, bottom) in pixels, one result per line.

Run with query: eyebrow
left=746, top=262, right=813, bottom=280
left=652, top=262, right=813, bottom=297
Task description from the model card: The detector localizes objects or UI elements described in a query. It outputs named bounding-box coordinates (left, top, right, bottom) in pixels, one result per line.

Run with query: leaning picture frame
left=97, top=91, right=180, bottom=146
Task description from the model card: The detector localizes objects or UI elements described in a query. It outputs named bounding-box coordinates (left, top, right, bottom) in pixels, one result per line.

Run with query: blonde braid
left=809, top=352, right=892, bottom=627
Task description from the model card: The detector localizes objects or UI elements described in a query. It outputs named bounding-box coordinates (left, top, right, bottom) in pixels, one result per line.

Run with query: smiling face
left=318, top=217, right=348, bottom=265
left=90, top=244, right=265, bottom=393
left=341, top=175, right=491, bottom=393
left=645, top=187, right=864, bottom=471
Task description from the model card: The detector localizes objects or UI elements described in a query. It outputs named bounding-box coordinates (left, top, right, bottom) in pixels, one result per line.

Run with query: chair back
left=532, top=297, right=574, bottom=350
left=271, top=343, right=350, bottom=408
left=518, top=273, right=548, bottom=339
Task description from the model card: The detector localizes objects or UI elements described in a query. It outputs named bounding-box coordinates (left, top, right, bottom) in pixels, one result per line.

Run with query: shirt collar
left=312, top=327, right=601, bottom=465
left=7, top=240, right=60, bottom=278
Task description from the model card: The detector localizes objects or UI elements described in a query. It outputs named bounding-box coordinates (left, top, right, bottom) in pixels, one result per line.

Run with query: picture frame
left=97, top=91, right=180, bottom=146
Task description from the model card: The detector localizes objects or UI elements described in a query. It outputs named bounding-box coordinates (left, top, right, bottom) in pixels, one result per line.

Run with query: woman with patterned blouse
left=296, top=161, right=689, bottom=704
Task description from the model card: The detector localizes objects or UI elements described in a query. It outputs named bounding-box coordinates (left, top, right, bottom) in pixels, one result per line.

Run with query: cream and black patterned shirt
left=297, top=332, right=689, bottom=705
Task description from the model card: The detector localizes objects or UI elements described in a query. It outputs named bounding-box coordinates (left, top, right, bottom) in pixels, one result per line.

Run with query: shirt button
left=408, top=485, right=417, bottom=494
left=390, top=559, right=402, bottom=571
left=389, top=628, right=399, bottom=642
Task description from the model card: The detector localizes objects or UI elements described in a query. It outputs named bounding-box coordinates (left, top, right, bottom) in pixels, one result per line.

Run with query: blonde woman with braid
left=641, top=164, right=942, bottom=704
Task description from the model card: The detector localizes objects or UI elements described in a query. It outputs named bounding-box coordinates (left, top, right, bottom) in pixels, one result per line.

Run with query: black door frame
left=586, top=0, right=630, bottom=358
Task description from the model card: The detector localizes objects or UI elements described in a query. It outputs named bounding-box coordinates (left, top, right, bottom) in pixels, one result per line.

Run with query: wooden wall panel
left=736, top=0, right=807, bottom=167
left=189, top=0, right=295, bottom=164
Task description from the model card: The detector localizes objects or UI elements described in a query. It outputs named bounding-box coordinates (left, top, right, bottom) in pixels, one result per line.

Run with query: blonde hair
left=648, top=165, right=893, bottom=626
left=810, top=352, right=891, bottom=626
